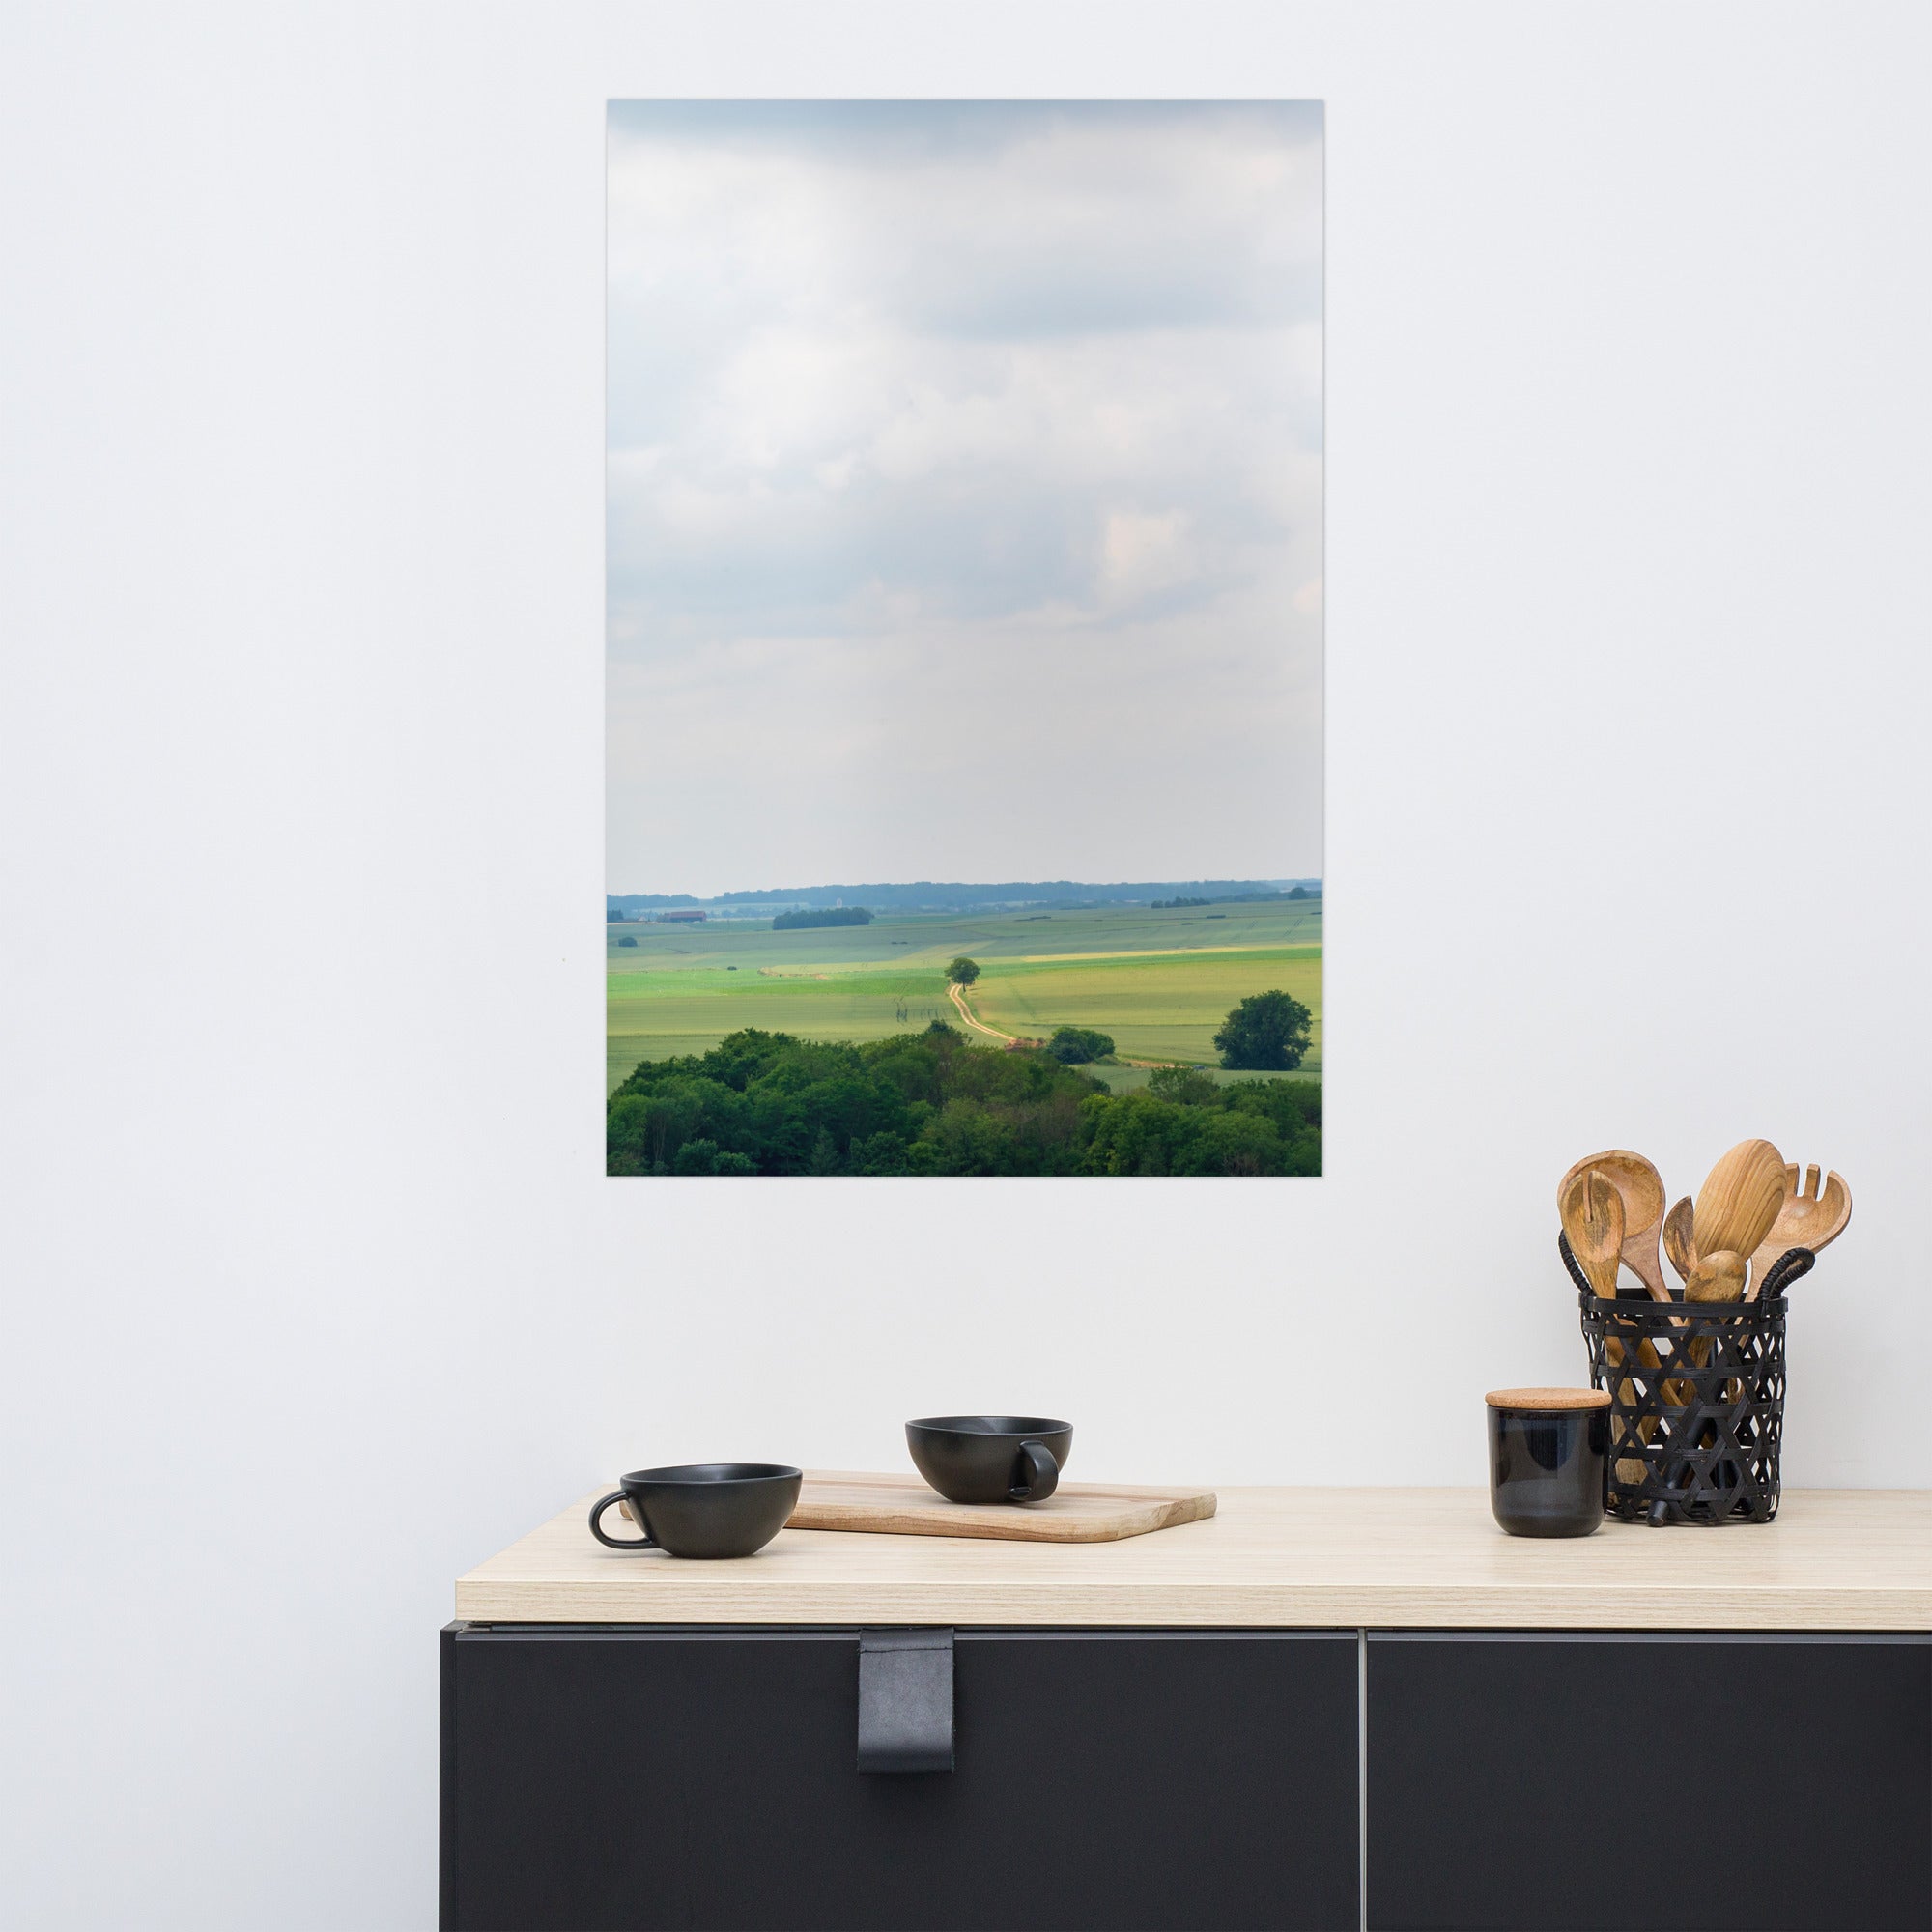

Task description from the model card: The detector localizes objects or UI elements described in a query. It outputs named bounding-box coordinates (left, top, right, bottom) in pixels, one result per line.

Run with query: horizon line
left=607, top=874, right=1323, bottom=899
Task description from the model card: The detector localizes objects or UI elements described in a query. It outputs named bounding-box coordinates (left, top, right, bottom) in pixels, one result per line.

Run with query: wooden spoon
left=1747, top=1165, right=1852, bottom=1298
left=1559, top=1168, right=1624, bottom=1297
left=1676, top=1247, right=1748, bottom=1406
left=1556, top=1151, right=1669, bottom=1301
left=1692, top=1140, right=1786, bottom=1267
left=1683, top=1248, right=1746, bottom=1304
left=1658, top=1199, right=1702, bottom=1406
left=1662, top=1196, right=1697, bottom=1285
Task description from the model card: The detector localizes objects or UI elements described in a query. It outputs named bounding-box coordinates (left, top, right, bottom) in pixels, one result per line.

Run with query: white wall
left=5, top=4, right=1928, bottom=1925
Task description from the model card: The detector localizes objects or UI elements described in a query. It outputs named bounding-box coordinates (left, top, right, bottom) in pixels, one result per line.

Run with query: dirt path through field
left=948, top=978, right=1018, bottom=1044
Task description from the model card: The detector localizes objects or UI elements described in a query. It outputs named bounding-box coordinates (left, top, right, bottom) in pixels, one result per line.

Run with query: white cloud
left=1098, top=510, right=1198, bottom=608
left=607, top=102, right=1322, bottom=893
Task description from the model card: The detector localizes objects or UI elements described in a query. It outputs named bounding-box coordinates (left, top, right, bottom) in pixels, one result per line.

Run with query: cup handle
left=588, top=1491, right=657, bottom=1550
left=1009, top=1440, right=1060, bottom=1503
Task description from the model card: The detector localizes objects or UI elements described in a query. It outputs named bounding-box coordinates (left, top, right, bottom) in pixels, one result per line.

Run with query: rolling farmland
left=607, top=899, right=1321, bottom=1093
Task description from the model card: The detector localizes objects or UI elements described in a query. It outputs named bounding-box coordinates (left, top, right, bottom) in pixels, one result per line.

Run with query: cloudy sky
left=608, top=101, right=1322, bottom=895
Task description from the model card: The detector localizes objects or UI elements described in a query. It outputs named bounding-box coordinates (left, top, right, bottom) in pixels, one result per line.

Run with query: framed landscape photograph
left=607, top=101, right=1323, bottom=1176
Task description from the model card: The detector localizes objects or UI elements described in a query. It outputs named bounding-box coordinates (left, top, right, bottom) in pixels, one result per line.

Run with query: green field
left=608, top=900, right=1322, bottom=1092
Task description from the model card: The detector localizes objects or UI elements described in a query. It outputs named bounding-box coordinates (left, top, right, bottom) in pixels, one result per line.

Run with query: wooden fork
left=1748, top=1165, right=1852, bottom=1298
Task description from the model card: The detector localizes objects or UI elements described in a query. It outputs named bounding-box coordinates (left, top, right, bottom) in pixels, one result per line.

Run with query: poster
left=608, top=102, right=1322, bottom=1175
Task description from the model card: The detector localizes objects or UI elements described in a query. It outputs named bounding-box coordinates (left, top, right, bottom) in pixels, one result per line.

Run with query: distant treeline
left=1154, top=887, right=1320, bottom=910
left=608, top=1026, right=1321, bottom=1178
left=607, top=878, right=1321, bottom=916
left=770, top=907, right=872, bottom=930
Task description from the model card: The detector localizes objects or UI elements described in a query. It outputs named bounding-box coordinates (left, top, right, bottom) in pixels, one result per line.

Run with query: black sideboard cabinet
left=1367, top=1632, right=1932, bottom=1932
left=442, top=1626, right=1360, bottom=1932
left=441, top=1623, right=1931, bottom=1932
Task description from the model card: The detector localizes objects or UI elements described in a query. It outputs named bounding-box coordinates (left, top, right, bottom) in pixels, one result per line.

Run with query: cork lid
left=1485, top=1386, right=1611, bottom=1411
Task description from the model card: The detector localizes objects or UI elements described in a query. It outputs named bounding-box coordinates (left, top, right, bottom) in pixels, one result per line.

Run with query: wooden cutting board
left=785, top=1470, right=1217, bottom=1544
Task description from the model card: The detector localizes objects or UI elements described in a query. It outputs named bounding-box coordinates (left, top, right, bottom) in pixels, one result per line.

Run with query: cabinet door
left=442, top=1625, right=1359, bottom=1932
left=1366, top=1632, right=1931, bottom=1931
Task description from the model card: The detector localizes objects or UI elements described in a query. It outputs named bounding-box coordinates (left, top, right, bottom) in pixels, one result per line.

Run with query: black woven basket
left=1566, top=1235, right=1810, bottom=1525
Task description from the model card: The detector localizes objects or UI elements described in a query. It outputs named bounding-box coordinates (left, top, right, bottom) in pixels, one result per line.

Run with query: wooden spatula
left=1557, top=1151, right=1669, bottom=1301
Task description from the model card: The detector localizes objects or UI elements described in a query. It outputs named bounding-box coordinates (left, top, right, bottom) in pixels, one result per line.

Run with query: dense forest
left=608, top=1025, right=1321, bottom=1177
left=770, top=906, right=872, bottom=929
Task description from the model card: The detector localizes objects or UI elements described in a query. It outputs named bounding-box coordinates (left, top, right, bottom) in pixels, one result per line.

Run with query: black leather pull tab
left=857, top=1629, right=954, bottom=1773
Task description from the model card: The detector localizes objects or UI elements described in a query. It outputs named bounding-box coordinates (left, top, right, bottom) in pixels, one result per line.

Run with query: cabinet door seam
left=1357, top=1626, right=1368, bottom=1932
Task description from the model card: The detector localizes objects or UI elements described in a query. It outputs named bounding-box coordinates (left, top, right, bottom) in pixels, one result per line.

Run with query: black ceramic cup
left=587, top=1463, right=802, bottom=1558
left=1486, top=1388, right=1608, bottom=1538
left=905, top=1416, right=1072, bottom=1505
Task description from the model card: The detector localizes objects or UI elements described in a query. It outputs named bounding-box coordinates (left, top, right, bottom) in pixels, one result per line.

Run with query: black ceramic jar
left=1485, top=1387, right=1609, bottom=1538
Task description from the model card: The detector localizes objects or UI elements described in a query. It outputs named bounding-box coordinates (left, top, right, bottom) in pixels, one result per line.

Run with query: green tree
left=1213, top=989, right=1313, bottom=1071
left=1223, top=1077, right=1320, bottom=1135
left=1076, top=1092, right=1210, bottom=1176
left=1144, top=1064, right=1220, bottom=1106
left=1179, top=1109, right=1290, bottom=1177
left=1046, top=1025, right=1114, bottom=1064
left=946, top=956, right=980, bottom=985
left=771, top=906, right=872, bottom=930
left=850, top=1131, right=910, bottom=1175
left=672, top=1138, right=721, bottom=1175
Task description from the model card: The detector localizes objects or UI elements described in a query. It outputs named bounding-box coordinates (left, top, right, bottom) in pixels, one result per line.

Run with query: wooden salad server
left=1691, top=1139, right=1787, bottom=1271
left=1560, top=1169, right=1649, bottom=1482
left=1559, top=1167, right=1625, bottom=1297
left=1747, top=1165, right=1852, bottom=1299
left=1557, top=1151, right=1669, bottom=1301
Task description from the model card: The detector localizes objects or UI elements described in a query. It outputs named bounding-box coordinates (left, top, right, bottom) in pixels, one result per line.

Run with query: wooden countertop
left=454, top=1482, right=1932, bottom=1631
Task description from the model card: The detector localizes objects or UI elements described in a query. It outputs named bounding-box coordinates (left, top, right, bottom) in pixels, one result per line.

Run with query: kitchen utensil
left=787, top=1470, right=1215, bottom=1542
left=1485, top=1389, right=1609, bottom=1538
left=1558, top=1179, right=1649, bottom=1481
left=1748, top=1166, right=1852, bottom=1298
left=1692, top=1139, right=1787, bottom=1269
left=1674, top=1249, right=1747, bottom=1403
left=1557, top=1151, right=1669, bottom=1300
left=1683, top=1249, right=1747, bottom=1304
left=1558, top=1168, right=1624, bottom=1297
left=588, top=1463, right=804, bottom=1558
left=1561, top=1230, right=1652, bottom=1481
left=1662, top=1196, right=1698, bottom=1284
left=905, top=1416, right=1072, bottom=1504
